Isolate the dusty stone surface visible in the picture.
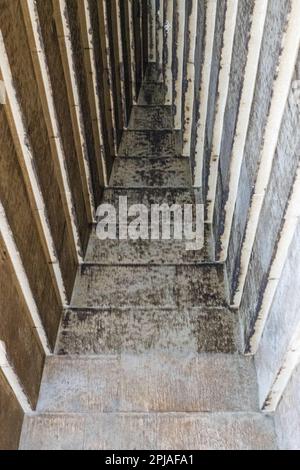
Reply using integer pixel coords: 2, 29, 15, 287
20, 411, 277, 450
275, 363, 300, 450
213, 0, 255, 251
0, 238, 44, 408
129, 105, 173, 130
88, 177, 205, 263
71, 265, 227, 309
0, 0, 78, 298
0, 110, 61, 348
37, 353, 257, 413
138, 82, 166, 105
36, 0, 90, 250
85, 231, 206, 265
255, 221, 300, 408
225, 0, 292, 298
65, 0, 103, 203
144, 63, 163, 82
189, 0, 205, 177
57, 307, 237, 355
0, 371, 23, 450
240, 51, 300, 347
109, 157, 191, 187
18, 61, 276, 450
102, 188, 200, 206
119, 130, 182, 156
203, 0, 227, 195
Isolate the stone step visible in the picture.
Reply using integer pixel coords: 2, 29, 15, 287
36, 353, 257, 413
138, 82, 166, 105
102, 188, 201, 206
57, 307, 237, 355
144, 63, 163, 83
20, 411, 277, 450
109, 158, 191, 188
71, 265, 227, 309
89, 186, 205, 264
118, 130, 182, 157
128, 105, 173, 130
85, 231, 206, 265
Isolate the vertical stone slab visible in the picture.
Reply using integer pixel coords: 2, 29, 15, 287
0, 371, 24, 450
225, 0, 292, 302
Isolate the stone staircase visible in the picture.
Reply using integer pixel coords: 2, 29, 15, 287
19, 66, 277, 450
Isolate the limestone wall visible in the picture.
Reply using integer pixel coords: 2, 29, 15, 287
0, 0, 145, 449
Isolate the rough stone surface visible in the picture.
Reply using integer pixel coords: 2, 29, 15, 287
189, 0, 205, 178
129, 105, 173, 130
57, 307, 237, 355
144, 63, 162, 82
0, 109, 61, 349
119, 130, 182, 156
138, 82, 166, 105
0, 238, 44, 407
18, 63, 277, 451
213, 0, 255, 252
109, 157, 191, 187
71, 264, 227, 309
85, 231, 206, 265
0, 0, 78, 298
240, 51, 300, 347
203, 0, 226, 194
65, 0, 103, 204
275, 363, 300, 450
20, 412, 277, 450
37, 353, 257, 413
0, 371, 23, 450
102, 188, 199, 206
36, 0, 90, 251
226, 0, 292, 299
255, 221, 300, 408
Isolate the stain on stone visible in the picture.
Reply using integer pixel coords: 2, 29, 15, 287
57, 306, 236, 356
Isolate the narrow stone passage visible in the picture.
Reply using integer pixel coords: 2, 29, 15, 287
19, 66, 277, 450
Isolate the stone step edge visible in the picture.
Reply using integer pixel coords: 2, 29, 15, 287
45, 350, 244, 360
111, 156, 190, 163
126, 128, 175, 132
66, 305, 232, 312
77, 262, 225, 269
61, 305, 235, 316
130, 104, 173, 109
80, 261, 221, 267
22, 411, 273, 418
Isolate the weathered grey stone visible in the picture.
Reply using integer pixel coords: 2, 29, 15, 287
102, 188, 200, 206
275, 363, 300, 450
109, 157, 191, 188
239, 51, 300, 348
37, 353, 257, 413
144, 63, 163, 83
225, 0, 292, 297
203, 0, 227, 195
57, 307, 237, 355
20, 412, 277, 450
71, 265, 227, 309
189, 0, 206, 179
129, 105, 173, 130
20, 414, 85, 450
213, 0, 255, 251
176, 265, 227, 308
118, 130, 182, 156
0, 371, 23, 450
255, 221, 300, 408
138, 82, 166, 105
85, 231, 206, 265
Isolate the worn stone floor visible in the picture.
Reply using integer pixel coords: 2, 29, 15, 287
19, 66, 278, 450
